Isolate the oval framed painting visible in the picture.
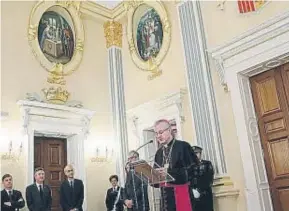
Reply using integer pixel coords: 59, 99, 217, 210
28, 1, 84, 76
126, 1, 171, 73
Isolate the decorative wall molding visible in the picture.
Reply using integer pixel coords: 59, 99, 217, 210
210, 11, 289, 88
177, 1, 227, 175
214, 189, 240, 198
126, 89, 187, 159
17, 100, 95, 211
208, 9, 289, 211
127, 89, 187, 126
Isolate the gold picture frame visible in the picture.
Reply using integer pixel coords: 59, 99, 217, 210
125, 1, 171, 79
28, 1, 84, 79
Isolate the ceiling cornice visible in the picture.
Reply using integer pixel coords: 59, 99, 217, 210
80, 1, 126, 22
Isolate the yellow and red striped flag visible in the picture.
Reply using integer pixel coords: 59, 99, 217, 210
238, 0, 267, 13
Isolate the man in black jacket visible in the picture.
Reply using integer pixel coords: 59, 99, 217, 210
26, 167, 52, 211
1, 174, 25, 211
105, 175, 124, 211
60, 164, 84, 211
191, 146, 214, 211
124, 150, 149, 211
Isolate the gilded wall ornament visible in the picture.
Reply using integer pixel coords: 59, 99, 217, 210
42, 86, 70, 104
125, 1, 171, 80
28, 1, 85, 83
104, 21, 123, 48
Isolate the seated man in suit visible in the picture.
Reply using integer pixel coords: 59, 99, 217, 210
26, 167, 52, 211
105, 175, 124, 211
1, 174, 25, 211
60, 164, 84, 211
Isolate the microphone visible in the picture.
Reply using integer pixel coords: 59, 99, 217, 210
135, 140, 153, 152
125, 140, 153, 172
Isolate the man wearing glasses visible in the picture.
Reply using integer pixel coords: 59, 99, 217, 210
153, 119, 199, 211
60, 165, 84, 211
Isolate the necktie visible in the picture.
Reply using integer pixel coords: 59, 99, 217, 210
8, 190, 12, 201
39, 185, 44, 200
70, 181, 74, 200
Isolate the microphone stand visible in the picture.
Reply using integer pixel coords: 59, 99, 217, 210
135, 140, 153, 152
124, 140, 154, 173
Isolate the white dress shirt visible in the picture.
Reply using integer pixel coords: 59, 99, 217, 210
35, 183, 44, 191
5, 189, 13, 196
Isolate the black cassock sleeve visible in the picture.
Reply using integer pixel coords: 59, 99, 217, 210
167, 141, 199, 184
153, 141, 199, 185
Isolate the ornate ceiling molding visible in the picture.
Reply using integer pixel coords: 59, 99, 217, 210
80, 1, 125, 22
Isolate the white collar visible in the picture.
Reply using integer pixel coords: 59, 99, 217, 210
35, 183, 43, 187
5, 189, 13, 194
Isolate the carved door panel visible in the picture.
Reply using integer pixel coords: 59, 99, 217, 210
250, 65, 289, 211
34, 137, 67, 211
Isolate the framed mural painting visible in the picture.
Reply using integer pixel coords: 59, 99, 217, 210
28, 1, 84, 85
125, 1, 171, 80
38, 10, 74, 65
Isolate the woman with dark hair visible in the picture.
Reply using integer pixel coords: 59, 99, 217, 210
105, 175, 124, 211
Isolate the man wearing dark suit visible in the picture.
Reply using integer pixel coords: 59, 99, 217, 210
1, 174, 25, 211
191, 146, 214, 211
60, 164, 84, 211
26, 167, 52, 211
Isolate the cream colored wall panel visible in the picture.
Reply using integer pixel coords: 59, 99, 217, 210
201, 1, 289, 48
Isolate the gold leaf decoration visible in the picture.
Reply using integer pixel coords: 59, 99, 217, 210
104, 21, 122, 48
42, 86, 70, 104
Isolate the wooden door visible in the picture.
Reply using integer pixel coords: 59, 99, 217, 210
250, 64, 289, 211
34, 137, 67, 211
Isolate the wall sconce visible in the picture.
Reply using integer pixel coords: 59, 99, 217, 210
1, 140, 23, 161
90, 146, 114, 164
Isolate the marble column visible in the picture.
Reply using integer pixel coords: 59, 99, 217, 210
104, 21, 129, 185
177, 1, 227, 175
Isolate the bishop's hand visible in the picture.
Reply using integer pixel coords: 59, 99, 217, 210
124, 199, 133, 208
156, 167, 167, 178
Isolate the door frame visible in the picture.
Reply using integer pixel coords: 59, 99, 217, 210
17, 100, 95, 211
211, 11, 289, 211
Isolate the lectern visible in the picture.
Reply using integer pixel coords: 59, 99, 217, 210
128, 159, 175, 185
